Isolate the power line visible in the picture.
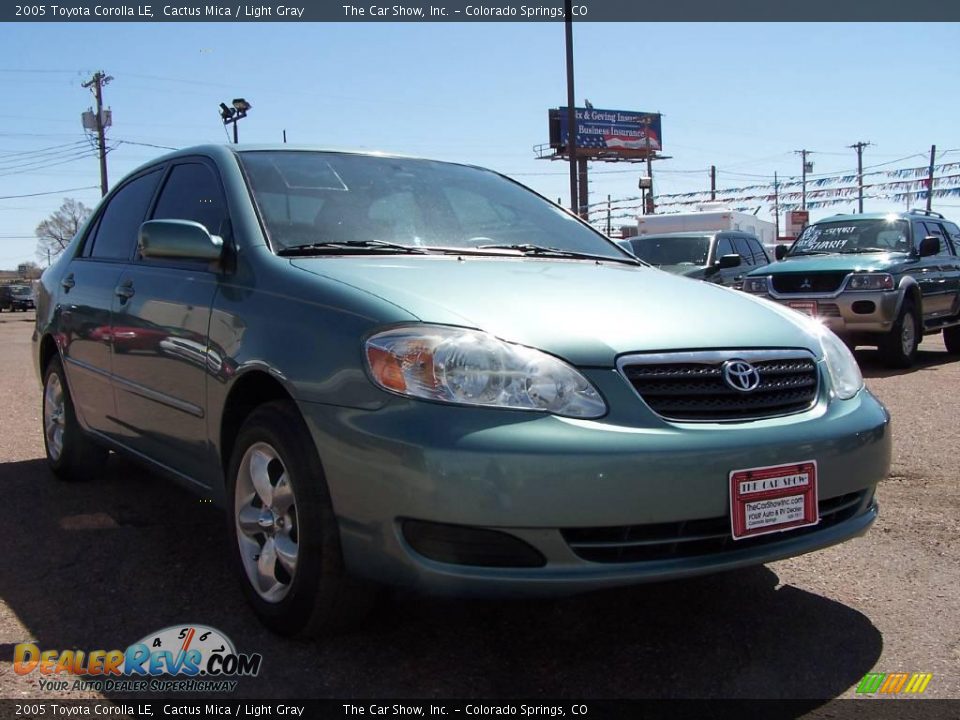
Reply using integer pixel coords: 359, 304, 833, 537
0, 185, 99, 200
0, 140, 90, 158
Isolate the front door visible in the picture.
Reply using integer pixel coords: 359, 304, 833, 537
110, 160, 226, 482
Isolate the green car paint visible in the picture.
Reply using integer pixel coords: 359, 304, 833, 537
33, 146, 890, 628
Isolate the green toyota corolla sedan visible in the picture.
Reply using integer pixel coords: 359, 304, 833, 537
34, 146, 891, 637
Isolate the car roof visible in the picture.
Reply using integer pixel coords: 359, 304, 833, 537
122, 143, 492, 179
635, 231, 755, 240
818, 210, 947, 223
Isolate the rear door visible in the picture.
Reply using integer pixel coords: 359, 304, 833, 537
939, 220, 960, 315
58, 168, 163, 436
110, 159, 225, 482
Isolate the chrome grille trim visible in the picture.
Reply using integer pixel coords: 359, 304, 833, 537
617, 349, 821, 422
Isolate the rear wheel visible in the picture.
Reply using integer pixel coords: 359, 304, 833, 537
226, 400, 372, 637
879, 301, 920, 368
944, 325, 960, 355
42, 356, 108, 481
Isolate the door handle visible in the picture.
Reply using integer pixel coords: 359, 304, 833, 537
115, 282, 135, 304
60, 274, 75, 292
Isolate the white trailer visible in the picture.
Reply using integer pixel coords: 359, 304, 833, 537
637, 204, 778, 251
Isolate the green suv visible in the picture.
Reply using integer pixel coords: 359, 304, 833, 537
34, 146, 890, 637
744, 210, 960, 367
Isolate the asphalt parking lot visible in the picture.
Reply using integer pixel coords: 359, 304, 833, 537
0, 309, 957, 702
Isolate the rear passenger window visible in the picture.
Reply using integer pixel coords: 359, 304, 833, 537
943, 221, 960, 255
152, 163, 227, 236
748, 238, 770, 264
88, 170, 162, 260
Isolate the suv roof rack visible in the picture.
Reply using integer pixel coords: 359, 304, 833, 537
908, 208, 945, 219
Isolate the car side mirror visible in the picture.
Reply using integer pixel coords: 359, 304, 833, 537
717, 253, 742, 269
139, 220, 223, 261
775, 244, 788, 261
917, 235, 940, 258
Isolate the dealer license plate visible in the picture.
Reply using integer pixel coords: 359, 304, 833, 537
788, 300, 818, 317
729, 461, 819, 540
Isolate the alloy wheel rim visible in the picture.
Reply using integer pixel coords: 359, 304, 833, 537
901, 312, 916, 356
44, 373, 65, 462
235, 442, 299, 603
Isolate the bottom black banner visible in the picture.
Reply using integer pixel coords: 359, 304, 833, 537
2, 699, 960, 720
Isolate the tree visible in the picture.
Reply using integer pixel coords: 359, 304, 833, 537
35, 198, 92, 264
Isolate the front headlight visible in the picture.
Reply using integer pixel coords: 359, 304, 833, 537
817, 325, 863, 400
847, 272, 894, 291
742, 276, 769, 293
365, 325, 607, 418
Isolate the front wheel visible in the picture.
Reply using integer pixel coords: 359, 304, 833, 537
879, 301, 919, 368
42, 356, 108, 481
226, 400, 372, 638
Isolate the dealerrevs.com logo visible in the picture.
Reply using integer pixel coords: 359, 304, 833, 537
13, 624, 262, 693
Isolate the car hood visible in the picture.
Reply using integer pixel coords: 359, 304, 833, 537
656, 264, 707, 277
755, 252, 907, 275
290, 256, 820, 366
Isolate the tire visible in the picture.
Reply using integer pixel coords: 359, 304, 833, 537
42, 356, 109, 481
226, 400, 372, 638
879, 301, 920, 368
944, 325, 960, 355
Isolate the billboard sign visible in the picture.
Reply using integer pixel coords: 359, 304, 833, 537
549, 107, 662, 158
786, 210, 810, 238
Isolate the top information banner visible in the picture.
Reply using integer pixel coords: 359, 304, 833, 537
3, 0, 960, 22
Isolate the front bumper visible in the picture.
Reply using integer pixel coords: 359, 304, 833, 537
298, 371, 891, 597
755, 289, 900, 336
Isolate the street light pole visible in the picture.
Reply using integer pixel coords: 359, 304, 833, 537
220, 98, 252, 144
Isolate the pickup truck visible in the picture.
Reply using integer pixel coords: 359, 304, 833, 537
743, 209, 960, 367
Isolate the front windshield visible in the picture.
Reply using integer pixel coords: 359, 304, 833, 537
238, 151, 627, 259
790, 219, 910, 255
10, 286, 30, 296
629, 235, 710, 266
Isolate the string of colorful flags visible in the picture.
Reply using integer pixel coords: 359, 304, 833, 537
588, 161, 960, 222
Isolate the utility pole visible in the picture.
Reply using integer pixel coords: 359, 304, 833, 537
795, 149, 813, 210
926, 144, 937, 212
563, 0, 578, 216
773, 172, 780, 241
606, 194, 611, 236
849, 141, 871, 213
81, 71, 112, 197
710, 165, 716, 201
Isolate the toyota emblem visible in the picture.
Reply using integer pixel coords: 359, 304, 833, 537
722, 360, 761, 392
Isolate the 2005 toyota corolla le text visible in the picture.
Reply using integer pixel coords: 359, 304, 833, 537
33, 145, 891, 637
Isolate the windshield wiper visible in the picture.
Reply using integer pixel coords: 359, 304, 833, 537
477, 243, 639, 265
276, 240, 427, 256
788, 250, 832, 256
839, 247, 901, 254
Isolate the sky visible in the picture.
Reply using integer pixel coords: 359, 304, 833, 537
1, 21, 959, 268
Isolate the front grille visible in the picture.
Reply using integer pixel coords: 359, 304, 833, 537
620, 351, 819, 422
562, 491, 868, 564
772, 272, 848, 294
